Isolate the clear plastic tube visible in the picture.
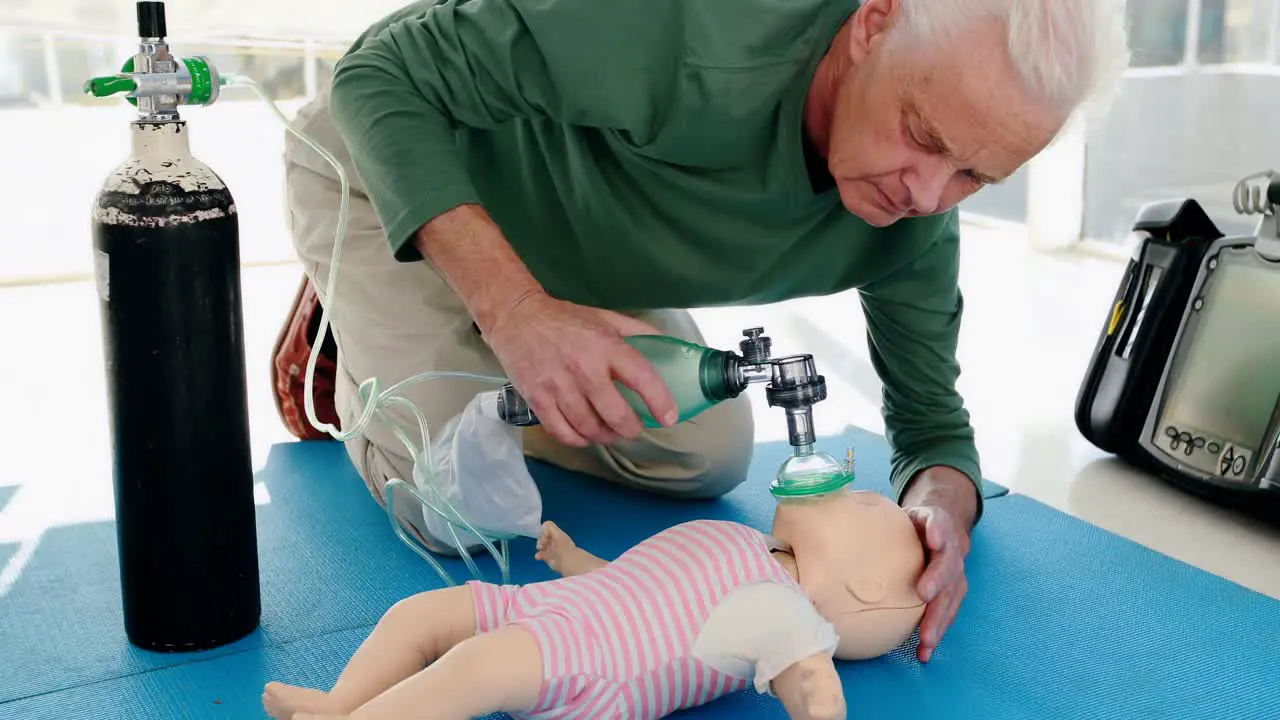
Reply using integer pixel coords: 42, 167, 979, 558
221, 73, 514, 584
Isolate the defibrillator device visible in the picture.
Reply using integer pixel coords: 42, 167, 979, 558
1075, 170, 1280, 522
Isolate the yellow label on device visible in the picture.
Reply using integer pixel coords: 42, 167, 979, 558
1107, 301, 1126, 336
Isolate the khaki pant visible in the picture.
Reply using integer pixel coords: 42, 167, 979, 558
282, 90, 754, 551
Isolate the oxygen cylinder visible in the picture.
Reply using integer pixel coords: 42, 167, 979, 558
87, 1, 260, 651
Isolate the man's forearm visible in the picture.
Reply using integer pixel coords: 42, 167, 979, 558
900, 466, 980, 530
413, 204, 545, 334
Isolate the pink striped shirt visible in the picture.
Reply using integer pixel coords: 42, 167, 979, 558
468, 519, 805, 719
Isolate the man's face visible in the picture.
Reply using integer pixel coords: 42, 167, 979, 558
825, 6, 1067, 226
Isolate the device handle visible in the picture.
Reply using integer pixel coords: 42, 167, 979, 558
1257, 392, 1280, 489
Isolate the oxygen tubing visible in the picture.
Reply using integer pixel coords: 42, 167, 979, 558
220, 74, 515, 585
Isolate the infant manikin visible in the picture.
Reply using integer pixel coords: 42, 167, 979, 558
262, 489, 927, 720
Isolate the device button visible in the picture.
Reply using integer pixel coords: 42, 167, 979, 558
1168, 431, 1194, 457
1165, 426, 1179, 438
1208, 441, 1221, 453
1218, 444, 1251, 481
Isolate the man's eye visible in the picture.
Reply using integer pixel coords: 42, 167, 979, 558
903, 116, 925, 147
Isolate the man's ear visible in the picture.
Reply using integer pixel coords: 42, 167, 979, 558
849, 0, 901, 58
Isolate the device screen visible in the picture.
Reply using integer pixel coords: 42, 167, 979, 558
1161, 257, 1280, 451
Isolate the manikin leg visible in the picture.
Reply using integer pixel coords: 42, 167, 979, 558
263, 586, 542, 720
264, 523, 602, 719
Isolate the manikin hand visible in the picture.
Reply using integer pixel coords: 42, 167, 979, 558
482, 291, 678, 447
771, 652, 847, 720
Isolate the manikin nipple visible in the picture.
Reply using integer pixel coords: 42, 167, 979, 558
848, 576, 888, 605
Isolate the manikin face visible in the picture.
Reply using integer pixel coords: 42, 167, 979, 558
825, 0, 1067, 226
772, 490, 928, 660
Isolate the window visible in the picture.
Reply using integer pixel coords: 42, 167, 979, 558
1124, 0, 1280, 68
1197, 0, 1276, 64
1128, 0, 1191, 68
0, 21, 345, 284
1082, 0, 1280, 244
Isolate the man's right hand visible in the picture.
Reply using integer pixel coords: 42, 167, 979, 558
481, 290, 678, 447
411, 204, 676, 447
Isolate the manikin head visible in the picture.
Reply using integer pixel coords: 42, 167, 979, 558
809, 0, 1130, 226
771, 489, 928, 660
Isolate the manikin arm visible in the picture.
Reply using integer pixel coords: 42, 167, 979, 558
771, 652, 847, 720
535, 521, 609, 576
692, 580, 845, 719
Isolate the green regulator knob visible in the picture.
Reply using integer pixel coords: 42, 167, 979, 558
84, 75, 137, 98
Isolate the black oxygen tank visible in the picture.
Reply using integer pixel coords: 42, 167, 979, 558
88, 1, 260, 652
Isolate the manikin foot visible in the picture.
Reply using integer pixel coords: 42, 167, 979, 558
535, 520, 609, 576
263, 681, 334, 720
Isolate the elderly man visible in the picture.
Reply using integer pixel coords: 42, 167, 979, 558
272, 0, 1129, 663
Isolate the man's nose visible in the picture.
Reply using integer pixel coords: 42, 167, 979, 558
903, 161, 950, 215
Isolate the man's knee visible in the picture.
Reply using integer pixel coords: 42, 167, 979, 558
659, 393, 756, 498
568, 392, 756, 499
341, 429, 473, 556
340, 429, 413, 513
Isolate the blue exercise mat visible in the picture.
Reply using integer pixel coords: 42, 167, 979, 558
0, 424, 1000, 709
5, 429, 1277, 719
0, 425, 922, 718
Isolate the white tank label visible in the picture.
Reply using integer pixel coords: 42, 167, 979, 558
95, 250, 110, 302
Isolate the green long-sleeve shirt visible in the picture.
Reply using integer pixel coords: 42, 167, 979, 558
326, 0, 985, 509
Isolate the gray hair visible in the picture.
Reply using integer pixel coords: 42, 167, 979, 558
888, 0, 1132, 117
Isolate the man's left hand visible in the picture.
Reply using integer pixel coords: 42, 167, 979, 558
900, 466, 978, 663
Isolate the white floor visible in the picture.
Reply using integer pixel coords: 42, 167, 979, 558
1, 219, 1278, 603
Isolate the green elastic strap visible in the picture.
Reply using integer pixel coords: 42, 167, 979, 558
769, 470, 855, 499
